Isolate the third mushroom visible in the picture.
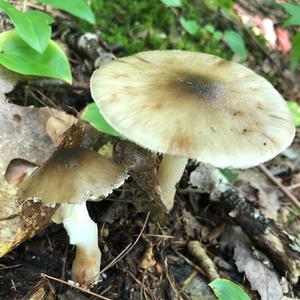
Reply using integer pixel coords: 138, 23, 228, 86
90, 50, 295, 210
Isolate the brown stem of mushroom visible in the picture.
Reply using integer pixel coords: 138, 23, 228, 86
157, 155, 188, 210
52, 203, 101, 285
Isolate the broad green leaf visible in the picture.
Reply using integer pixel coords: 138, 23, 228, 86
283, 4, 300, 27
36, 0, 95, 24
0, 30, 72, 83
224, 31, 248, 61
220, 169, 238, 183
179, 17, 199, 35
287, 101, 300, 127
291, 32, 300, 71
0, 0, 53, 53
204, 24, 215, 34
81, 103, 121, 137
209, 278, 251, 300
160, 0, 181, 7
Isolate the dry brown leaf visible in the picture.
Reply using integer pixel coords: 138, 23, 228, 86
0, 66, 19, 94
139, 241, 156, 270
0, 175, 57, 257
182, 209, 202, 238
234, 242, 283, 300
22, 278, 56, 300
235, 169, 281, 220
5, 159, 38, 186
0, 178, 20, 256
0, 99, 57, 176
46, 110, 77, 145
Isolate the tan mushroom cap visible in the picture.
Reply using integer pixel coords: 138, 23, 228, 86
18, 147, 127, 205
91, 50, 295, 168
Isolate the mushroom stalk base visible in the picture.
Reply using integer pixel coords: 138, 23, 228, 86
157, 155, 188, 210
52, 202, 101, 285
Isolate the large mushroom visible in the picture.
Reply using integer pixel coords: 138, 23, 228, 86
18, 147, 127, 285
90, 50, 295, 210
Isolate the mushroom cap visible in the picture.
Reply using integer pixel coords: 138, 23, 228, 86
91, 50, 295, 169
18, 147, 127, 205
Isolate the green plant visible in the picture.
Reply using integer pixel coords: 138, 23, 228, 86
179, 17, 199, 35
0, 30, 71, 82
81, 103, 121, 137
223, 30, 248, 61
209, 278, 251, 300
36, 0, 95, 24
160, 0, 181, 7
287, 100, 300, 127
282, 3, 300, 70
82, 0, 232, 59
0, 0, 95, 83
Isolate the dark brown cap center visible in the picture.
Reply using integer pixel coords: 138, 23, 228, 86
171, 72, 224, 102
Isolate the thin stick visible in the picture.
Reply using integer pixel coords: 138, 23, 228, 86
288, 182, 300, 190
173, 249, 206, 276
126, 270, 156, 300
22, 0, 28, 12
259, 164, 300, 210
41, 273, 111, 300
0, 264, 22, 270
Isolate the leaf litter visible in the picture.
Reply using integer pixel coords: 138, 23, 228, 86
1, 3, 300, 299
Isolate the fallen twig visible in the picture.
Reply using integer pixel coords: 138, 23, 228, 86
40, 273, 111, 300
259, 164, 300, 210
188, 240, 219, 281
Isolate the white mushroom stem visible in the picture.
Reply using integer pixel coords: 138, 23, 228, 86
52, 202, 101, 285
157, 155, 188, 211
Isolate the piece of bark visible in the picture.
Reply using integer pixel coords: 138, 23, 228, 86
61, 30, 115, 68
218, 189, 300, 284
190, 164, 300, 284
114, 140, 168, 220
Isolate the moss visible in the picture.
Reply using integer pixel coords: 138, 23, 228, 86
80, 0, 232, 58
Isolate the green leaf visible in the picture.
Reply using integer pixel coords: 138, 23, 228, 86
287, 101, 300, 127
283, 4, 300, 27
160, 0, 181, 7
209, 279, 251, 300
204, 24, 215, 34
223, 31, 248, 61
179, 17, 199, 35
0, 0, 53, 53
36, 0, 95, 24
81, 103, 121, 137
291, 32, 300, 71
0, 30, 72, 83
219, 169, 238, 183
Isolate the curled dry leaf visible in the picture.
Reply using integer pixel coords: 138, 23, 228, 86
188, 240, 219, 281
234, 242, 283, 300
22, 278, 56, 300
0, 177, 57, 257
5, 159, 38, 187
0, 178, 20, 256
0, 65, 19, 94
139, 241, 157, 270
46, 110, 77, 146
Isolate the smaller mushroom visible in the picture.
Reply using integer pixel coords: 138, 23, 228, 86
18, 147, 127, 285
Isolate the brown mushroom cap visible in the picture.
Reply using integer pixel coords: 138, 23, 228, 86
18, 147, 127, 205
91, 50, 295, 168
